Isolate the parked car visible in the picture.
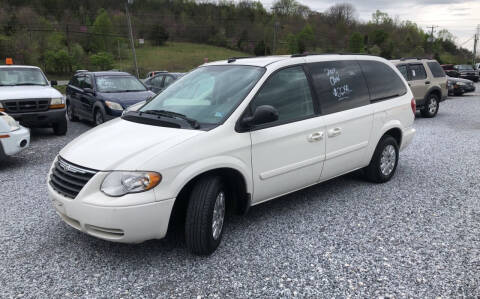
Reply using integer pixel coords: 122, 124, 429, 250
391, 58, 447, 118
0, 112, 30, 161
454, 64, 479, 82
144, 72, 184, 94
441, 64, 460, 78
144, 70, 167, 81
66, 71, 155, 126
447, 76, 475, 96
48, 54, 415, 255
0, 64, 67, 135
474, 63, 480, 71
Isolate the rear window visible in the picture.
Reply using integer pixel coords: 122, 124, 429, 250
427, 61, 446, 78
359, 60, 408, 102
307, 60, 370, 115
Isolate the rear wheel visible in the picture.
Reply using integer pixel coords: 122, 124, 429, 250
94, 109, 104, 126
421, 94, 439, 118
364, 135, 399, 183
53, 117, 68, 136
185, 176, 226, 255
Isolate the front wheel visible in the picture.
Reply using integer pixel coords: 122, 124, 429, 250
53, 117, 68, 136
94, 109, 104, 126
185, 176, 226, 255
364, 135, 399, 183
66, 101, 78, 121
421, 94, 439, 118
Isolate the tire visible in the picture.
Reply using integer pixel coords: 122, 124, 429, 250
94, 108, 104, 126
52, 117, 68, 136
0, 143, 6, 162
185, 176, 227, 255
66, 101, 78, 121
421, 93, 439, 118
364, 135, 399, 183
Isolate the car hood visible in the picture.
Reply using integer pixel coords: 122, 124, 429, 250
448, 76, 473, 83
0, 85, 62, 100
98, 91, 155, 107
60, 118, 203, 170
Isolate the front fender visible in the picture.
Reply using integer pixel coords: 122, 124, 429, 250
154, 155, 252, 201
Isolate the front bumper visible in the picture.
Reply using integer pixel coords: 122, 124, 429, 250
47, 171, 175, 244
9, 108, 66, 128
0, 126, 30, 156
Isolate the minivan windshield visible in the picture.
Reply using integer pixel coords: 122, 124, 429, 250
137, 65, 265, 125
95, 75, 147, 92
0, 67, 48, 86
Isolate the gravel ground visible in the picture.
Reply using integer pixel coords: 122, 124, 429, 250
1, 88, 480, 298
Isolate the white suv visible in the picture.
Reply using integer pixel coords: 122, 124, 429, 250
47, 55, 415, 255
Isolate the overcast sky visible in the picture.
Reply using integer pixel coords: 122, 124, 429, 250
259, 0, 480, 52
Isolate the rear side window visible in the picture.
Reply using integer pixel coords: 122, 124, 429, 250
307, 61, 370, 115
69, 76, 80, 87
409, 64, 427, 80
252, 66, 314, 123
396, 65, 408, 80
427, 61, 446, 78
359, 60, 408, 102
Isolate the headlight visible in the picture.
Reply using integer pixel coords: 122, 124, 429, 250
0, 113, 20, 131
456, 82, 466, 86
105, 101, 124, 111
50, 97, 64, 105
49, 97, 65, 109
101, 171, 161, 197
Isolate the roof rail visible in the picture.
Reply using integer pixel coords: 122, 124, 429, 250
291, 53, 332, 58
399, 57, 421, 61
227, 57, 252, 63
75, 69, 88, 73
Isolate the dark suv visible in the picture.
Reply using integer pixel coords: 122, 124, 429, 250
143, 72, 183, 94
66, 71, 155, 125
454, 65, 479, 82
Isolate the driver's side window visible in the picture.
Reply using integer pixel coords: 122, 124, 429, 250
251, 66, 314, 124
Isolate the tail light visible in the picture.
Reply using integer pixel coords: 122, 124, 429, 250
411, 98, 416, 116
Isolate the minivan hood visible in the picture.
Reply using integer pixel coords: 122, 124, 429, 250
0, 85, 62, 100
99, 91, 154, 107
60, 118, 203, 170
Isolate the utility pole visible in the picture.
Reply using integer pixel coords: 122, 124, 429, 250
427, 25, 438, 43
125, 0, 139, 78
473, 25, 479, 66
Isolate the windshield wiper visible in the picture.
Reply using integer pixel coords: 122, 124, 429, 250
142, 109, 200, 129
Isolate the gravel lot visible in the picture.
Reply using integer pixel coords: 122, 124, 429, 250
1, 88, 480, 298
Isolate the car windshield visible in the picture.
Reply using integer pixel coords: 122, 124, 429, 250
95, 75, 146, 92
457, 65, 473, 70
0, 68, 48, 86
137, 65, 265, 125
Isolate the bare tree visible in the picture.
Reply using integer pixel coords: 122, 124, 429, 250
325, 3, 357, 25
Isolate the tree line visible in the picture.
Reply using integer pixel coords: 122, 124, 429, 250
0, 0, 472, 75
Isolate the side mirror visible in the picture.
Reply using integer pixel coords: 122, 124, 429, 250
83, 88, 95, 95
51, 80, 58, 86
241, 105, 279, 128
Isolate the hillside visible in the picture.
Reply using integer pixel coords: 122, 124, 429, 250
116, 42, 249, 76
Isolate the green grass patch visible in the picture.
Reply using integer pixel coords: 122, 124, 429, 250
53, 85, 67, 94
115, 42, 249, 77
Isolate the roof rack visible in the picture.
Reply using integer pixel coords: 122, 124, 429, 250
227, 57, 252, 63
75, 69, 88, 73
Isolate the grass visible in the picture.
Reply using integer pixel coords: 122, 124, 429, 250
115, 42, 249, 76
53, 85, 67, 94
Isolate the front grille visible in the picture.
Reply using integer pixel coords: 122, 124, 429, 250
3, 98, 50, 113
50, 157, 98, 199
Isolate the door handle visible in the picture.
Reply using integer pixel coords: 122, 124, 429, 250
307, 132, 324, 142
425, 81, 431, 85
328, 127, 342, 137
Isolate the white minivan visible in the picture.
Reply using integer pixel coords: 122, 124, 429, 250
47, 55, 415, 255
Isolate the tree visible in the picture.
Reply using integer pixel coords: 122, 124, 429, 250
371, 10, 391, 25
297, 24, 315, 52
90, 52, 114, 70
254, 40, 266, 56
325, 3, 356, 25
91, 9, 113, 52
349, 32, 364, 53
272, 0, 311, 17
149, 24, 169, 46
